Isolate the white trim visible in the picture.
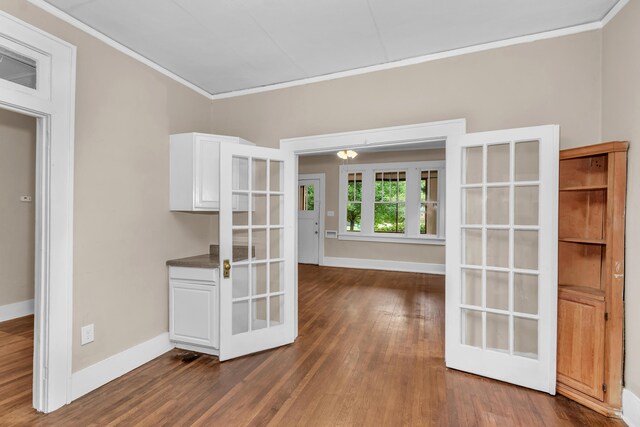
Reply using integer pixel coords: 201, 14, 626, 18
337, 234, 445, 245
298, 173, 325, 266
0, 10, 76, 413
0, 299, 35, 322
71, 333, 174, 401
322, 256, 444, 275
623, 388, 640, 427
26, 0, 211, 99
601, 0, 629, 27
211, 22, 601, 100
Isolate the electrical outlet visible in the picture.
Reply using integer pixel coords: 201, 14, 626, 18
20, 196, 32, 202
81, 324, 94, 346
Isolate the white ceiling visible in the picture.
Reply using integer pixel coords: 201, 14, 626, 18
44, 0, 620, 96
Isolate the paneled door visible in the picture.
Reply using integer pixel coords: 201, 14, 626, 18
218, 143, 295, 361
298, 178, 320, 264
445, 125, 559, 393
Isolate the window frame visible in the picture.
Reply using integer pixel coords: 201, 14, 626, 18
339, 160, 446, 244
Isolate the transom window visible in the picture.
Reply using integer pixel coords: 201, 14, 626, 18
339, 161, 445, 244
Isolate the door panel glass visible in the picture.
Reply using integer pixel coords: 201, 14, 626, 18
515, 141, 539, 181
270, 195, 284, 226
486, 229, 509, 268
464, 146, 483, 184
232, 301, 249, 335
514, 317, 538, 358
232, 229, 249, 262
270, 228, 283, 259
463, 188, 482, 225
462, 269, 482, 307
253, 159, 267, 191
252, 229, 267, 261
252, 298, 268, 330
253, 194, 267, 225
487, 144, 510, 183
252, 263, 267, 296
270, 160, 283, 192
514, 230, 538, 270
232, 157, 249, 191
486, 187, 509, 225
463, 229, 482, 266
462, 309, 483, 348
232, 265, 250, 299
270, 262, 283, 292
270, 295, 284, 326
515, 186, 539, 225
299, 184, 315, 211
233, 194, 249, 226
514, 274, 538, 315
486, 313, 509, 352
486, 271, 509, 310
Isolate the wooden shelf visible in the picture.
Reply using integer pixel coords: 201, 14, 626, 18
559, 185, 607, 192
559, 237, 606, 245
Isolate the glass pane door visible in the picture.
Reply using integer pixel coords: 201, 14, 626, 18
219, 143, 294, 361
446, 126, 558, 394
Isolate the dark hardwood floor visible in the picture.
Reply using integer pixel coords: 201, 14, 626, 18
0, 265, 626, 426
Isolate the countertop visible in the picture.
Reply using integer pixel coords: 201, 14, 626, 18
166, 245, 251, 269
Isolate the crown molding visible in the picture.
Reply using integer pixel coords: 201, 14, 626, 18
601, 0, 629, 26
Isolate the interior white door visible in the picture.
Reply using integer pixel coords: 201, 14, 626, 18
218, 143, 295, 361
298, 179, 320, 264
445, 125, 559, 393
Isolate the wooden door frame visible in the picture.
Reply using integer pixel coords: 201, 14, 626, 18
297, 173, 325, 266
0, 11, 76, 413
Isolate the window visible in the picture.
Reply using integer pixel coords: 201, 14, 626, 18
374, 171, 406, 233
339, 161, 445, 244
299, 183, 315, 211
345, 172, 362, 231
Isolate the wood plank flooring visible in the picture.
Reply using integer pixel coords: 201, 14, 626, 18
0, 265, 626, 426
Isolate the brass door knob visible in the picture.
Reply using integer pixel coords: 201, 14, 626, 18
223, 259, 231, 278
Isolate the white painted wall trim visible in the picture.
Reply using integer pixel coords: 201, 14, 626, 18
322, 256, 444, 275
0, 299, 34, 322
71, 333, 174, 400
623, 388, 640, 427
26, 0, 211, 99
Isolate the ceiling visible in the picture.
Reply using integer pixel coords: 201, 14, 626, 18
43, 0, 620, 96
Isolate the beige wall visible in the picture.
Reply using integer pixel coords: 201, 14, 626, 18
210, 31, 602, 149
0, 109, 36, 307
0, 1, 214, 371
602, 0, 640, 397
299, 149, 445, 263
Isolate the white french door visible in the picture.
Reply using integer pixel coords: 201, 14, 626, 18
298, 178, 320, 264
445, 125, 559, 393
218, 143, 296, 361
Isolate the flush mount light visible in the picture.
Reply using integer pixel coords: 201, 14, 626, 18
337, 150, 358, 159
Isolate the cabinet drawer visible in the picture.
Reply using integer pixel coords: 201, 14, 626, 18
169, 266, 217, 282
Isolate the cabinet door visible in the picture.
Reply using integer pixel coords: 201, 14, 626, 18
170, 281, 218, 348
557, 289, 605, 400
194, 138, 220, 210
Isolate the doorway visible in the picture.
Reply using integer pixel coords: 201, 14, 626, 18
297, 175, 324, 265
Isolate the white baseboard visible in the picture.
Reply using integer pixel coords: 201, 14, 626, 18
71, 333, 174, 400
0, 299, 34, 322
623, 388, 640, 427
322, 256, 445, 275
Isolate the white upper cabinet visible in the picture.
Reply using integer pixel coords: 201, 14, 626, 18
170, 133, 254, 211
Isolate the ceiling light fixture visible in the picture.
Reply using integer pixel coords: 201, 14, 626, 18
337, 150, 358, 160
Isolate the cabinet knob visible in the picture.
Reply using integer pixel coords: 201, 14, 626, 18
223, 259, 231, 278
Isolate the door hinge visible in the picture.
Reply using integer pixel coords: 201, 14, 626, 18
605, 312, 609, 321
603, 383, 607, 393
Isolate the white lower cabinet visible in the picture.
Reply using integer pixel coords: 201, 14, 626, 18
169, 267, 219, 354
